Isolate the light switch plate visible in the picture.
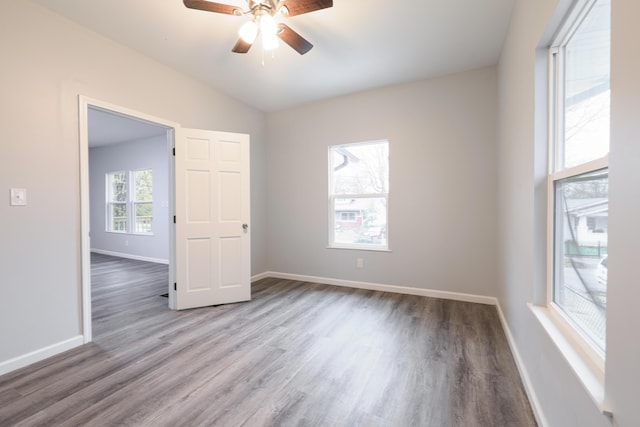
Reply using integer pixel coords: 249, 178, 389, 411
10, 188, 27, 206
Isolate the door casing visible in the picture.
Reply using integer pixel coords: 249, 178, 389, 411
78, 95, 179, 343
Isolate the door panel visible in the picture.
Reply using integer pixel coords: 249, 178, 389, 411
175, 128, 250, 310
186, 238, 212, 291
186, 170, 211, 222
219, 172, 241, 221
219, 237, 242, 288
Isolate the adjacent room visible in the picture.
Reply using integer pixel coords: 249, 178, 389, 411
1, 1, 638, 426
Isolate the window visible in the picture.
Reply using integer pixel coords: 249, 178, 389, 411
329, 140, 389, 250
340, 212, 357, 222
133, 169, 153, 233
106, 169, 153, 234
107, 171, 127, 232
548, 0, 610, 354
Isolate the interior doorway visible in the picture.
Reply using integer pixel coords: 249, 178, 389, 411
79, 96, 179, 343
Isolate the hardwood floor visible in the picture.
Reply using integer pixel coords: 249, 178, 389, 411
0, 253, 536, 426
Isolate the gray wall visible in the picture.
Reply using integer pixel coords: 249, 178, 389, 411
3, 1, 639, 425
497, 0, 640, 426
89, 136, 170, 263
266, 66, 499, 297
0, 1, 267, 364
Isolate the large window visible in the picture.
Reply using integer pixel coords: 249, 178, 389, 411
106, 169, 153, 234
549, 0, 610, 354
329, 140, 389, 250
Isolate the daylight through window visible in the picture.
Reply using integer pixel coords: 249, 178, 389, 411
328, 140, 389, 250
549, 0, 610, 353
107, 171, 128, 232
106, 169, 153, 235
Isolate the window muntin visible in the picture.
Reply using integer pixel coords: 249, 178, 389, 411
329, 140, 389, 250
106, 169, 153, 235
549, 0, 610, 355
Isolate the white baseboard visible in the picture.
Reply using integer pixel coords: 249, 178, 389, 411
91, 249, 169, 265
495, 302, 548, 427
251, 271, 272, 282
257, 271, 497, 305
0, 335, 84, 377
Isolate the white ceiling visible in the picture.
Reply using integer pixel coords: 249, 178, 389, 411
88, 107, 168, 147
34, 0, 516, 113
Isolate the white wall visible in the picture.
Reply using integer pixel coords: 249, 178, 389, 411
266, 67, 499, 297
89, 136, 170, 263
0, 1, 267, 366
497, 0, 640, 426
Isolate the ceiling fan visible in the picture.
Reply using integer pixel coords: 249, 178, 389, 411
183, 0, 333, 55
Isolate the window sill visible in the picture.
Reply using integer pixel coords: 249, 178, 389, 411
105, 231, 155, 236
326, 245, 391, 253
529, 303, 609, 415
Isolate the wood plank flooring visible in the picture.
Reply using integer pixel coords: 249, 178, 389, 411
0, 253, 537, 426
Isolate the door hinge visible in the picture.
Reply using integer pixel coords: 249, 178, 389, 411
174, 283, 177, 291
173, 215, 176, 224
172, 147, 175, 156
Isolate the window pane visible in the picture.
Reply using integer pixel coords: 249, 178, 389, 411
135, 202, 153, 233
330, 141, 388, 195
130, 169, 153, 233
554, 168, 608, 351
110, 203, 127, 232
563, 0, 610, 168
109, 172, 127, 202
333, 197, 387, 247
134, 169, 153, 202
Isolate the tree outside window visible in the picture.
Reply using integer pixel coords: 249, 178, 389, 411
106, 169, 153, 235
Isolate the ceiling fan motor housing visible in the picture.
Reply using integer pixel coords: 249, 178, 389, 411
248, 0, 282, 16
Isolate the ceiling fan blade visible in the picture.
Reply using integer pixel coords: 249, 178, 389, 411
279, 0, 333, 17
183, 0, 241, 15
232, 38, 253, 54
277, 23, 313, 54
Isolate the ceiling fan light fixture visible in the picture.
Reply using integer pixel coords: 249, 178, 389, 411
183, 0, 333, 56
239, 20, 258, 43
259, 14, 277, 36
262, 32, 279, 50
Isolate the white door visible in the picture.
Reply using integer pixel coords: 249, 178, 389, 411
174, 128, 251, 310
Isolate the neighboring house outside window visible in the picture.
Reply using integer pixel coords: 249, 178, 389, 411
106, 168, 153, 235
328, 140, 389, 250
548, 0, 610, 355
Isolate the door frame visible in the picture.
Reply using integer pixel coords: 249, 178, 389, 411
78, 95, 180, 343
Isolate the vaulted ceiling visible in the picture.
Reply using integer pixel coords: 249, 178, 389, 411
34, 0, 515, 112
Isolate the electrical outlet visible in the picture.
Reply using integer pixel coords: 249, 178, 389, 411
357, 258, 364, 268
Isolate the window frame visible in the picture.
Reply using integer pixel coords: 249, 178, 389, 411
328, 140, 389, 251
546, 0, 609, 371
